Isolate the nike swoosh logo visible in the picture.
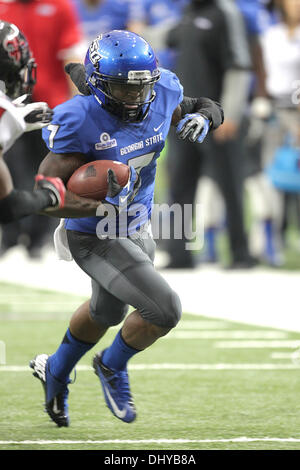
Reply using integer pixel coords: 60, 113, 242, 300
52, 397, 61, 415
120, 194, 129, 204
104, 385, 127, 419
154, 121, 165, 132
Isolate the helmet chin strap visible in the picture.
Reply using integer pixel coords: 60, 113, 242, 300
108, 96, 153, 123
94, 81, 151, 122
104, 97, 143, 122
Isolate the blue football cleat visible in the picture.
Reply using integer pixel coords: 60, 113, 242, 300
92, 351, 136, 423
30, 354, 70, 427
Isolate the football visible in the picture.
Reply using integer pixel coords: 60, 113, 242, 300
67, 160, 130, 200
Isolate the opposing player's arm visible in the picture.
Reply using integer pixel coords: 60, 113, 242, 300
171, 96, 224, 143
0, 153, 14, 199
0, 151, 65, 223
37, 151, 101, 218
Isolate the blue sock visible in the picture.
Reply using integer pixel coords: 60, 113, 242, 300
102, 330, 140, 371
264, 219, 275, 258
204, 227, 217, 261
49, 328, 95, 383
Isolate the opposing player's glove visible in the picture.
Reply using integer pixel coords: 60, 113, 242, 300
35, 174, 66, 209
13, 95, 53, 132
176, 113, 210, 143
104, 166, 141, 212
65, 62, 91, 96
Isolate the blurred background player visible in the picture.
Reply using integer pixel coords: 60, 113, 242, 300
162, 0, 256, 269
134, 0, 189, 71
0, 0, 84, 258
234, 0, 279, 266
245, 0, 300, 265
71, 0, 146, 47
0, 21, 65, 223
29, 30, 223, 427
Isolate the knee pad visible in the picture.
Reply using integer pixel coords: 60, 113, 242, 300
161, 290, 182, 328
140, 289, 182, 329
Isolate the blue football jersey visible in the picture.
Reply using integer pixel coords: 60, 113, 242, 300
42, 68, 183, 236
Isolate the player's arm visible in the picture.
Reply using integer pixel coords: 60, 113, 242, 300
37, 151, 101, 218
0, 153, 13, 199
37, 151, 140, 218
171, 96, 224, 143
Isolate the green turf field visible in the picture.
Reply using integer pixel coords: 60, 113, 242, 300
0, 281, 300, 451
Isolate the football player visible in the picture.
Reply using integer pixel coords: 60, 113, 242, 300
30, 30, 224, 427
0, 21, 65, 224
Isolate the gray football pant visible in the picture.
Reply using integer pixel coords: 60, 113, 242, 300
67, 229, 182, 329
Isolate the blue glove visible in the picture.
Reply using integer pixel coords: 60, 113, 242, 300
105, 166, 141, 211
176, 113, 210, 143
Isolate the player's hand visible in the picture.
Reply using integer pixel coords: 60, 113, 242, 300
104, 166, 141, 211
245, 97, 273, 144
13, 94, 53, 132
176, 113, 210, 143
65, 63, 91, 96
213, 120, 238, 142
35, 174, 66, 209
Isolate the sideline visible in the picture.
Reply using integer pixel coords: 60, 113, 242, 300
0, 246, 299, 332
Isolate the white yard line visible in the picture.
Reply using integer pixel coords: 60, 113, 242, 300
271, 352, 294, 359
0, 247, 300, 332
0, 437, 300, 445
168, 330, 288, 339
0, 363, 299, 372
214, 340, 300, 349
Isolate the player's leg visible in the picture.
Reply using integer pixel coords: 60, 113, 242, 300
165, 127, 202, 268
68, 231, 177, 350
211, 131, 253, 266
30, 288, 128, 427
30, 228, 181, 425
70, 299, 108, 343
69, 229, 180, 331
66, 229, 181, 422
47, 292, 128, 382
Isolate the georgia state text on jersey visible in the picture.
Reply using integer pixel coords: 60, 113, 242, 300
42, 68, 183, 236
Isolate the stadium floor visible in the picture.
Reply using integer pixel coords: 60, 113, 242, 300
0, 246, 300, 452
0, 244, 299, 333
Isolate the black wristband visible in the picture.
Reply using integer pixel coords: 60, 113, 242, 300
180, 96, 224, 130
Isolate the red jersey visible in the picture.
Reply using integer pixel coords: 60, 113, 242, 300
0, 0, 82, 108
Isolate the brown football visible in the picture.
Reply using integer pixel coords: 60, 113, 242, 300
67, 160, 130, 200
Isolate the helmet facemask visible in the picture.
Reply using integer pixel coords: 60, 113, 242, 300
91, 71, 159, 122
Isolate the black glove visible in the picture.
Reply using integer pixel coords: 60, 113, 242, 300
65, 63, 91, 96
